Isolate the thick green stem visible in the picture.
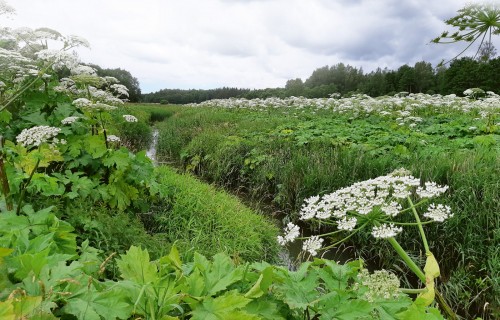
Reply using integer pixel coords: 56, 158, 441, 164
387, 236, 457, 319
407, 196, 430, 254
387, 237, 425, 282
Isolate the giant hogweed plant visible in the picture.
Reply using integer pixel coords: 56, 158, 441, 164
278, 168, 459, 319
0, 2, 159, 213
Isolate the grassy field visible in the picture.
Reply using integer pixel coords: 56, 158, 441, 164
132, 94, 499, 318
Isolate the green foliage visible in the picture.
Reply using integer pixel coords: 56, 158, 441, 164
0, 211, 446, 319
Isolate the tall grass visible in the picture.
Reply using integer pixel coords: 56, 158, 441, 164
150, 166, 280, 263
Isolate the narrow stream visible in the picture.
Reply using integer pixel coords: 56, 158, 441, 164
146, 129, 159, 164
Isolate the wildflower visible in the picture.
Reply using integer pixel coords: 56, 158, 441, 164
423, 203, 453, 222
416, 181, 449, 198
277, 222, 300, 245
103, 76, 119, 84
122, 114, 138, 122
61, 116, 79, 125
469, 126, 477, 131
71, 65, 96, 76
72, 98, 91, 108
302, 235, 323, 256
358, 269, 400, 302
16, 125, 61, 147
371, 224, 402, 239
111, 84, 129, 97
65, 35, 90, 48
381, 201, 402, 217
106, 135, 121, 143
337, 216, 357, 231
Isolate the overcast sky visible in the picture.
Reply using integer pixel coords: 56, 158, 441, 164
3, 0, 499, 93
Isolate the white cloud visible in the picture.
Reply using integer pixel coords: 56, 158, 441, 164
3, 0, 497, 92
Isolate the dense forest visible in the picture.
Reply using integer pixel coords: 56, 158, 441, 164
142, 57, 500, 103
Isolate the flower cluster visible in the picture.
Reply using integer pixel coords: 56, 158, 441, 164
106, 135, 121, 143
122, 114, 138, 122
277, 222, 299, 245
16, 125, 61, 147
371, 224, 403, 239
302, 236, 324, 256
423, 203, 453, 222
61, 116, 79, 125
278, 169, 454, 256
357, 269, 400, 302
111, 84, 129, 97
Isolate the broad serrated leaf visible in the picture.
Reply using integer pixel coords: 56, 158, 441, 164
63, 284, 131, 320
117, 246, 158, 284
244, 266, 273, 298
277, 267, 319, 310
319, 299, 372, 320
106, 179, 139, 210
373, 297, 412, 319
245, 299, 286, 320
11, 295, 43, 319
190, 290, 253, 320
0, 110, 12, 123
206, 253, 245, 296
159, 245, 182, 271
102, 149, 131, 170
84, 135, 108, 159
11, 248, 49, 280
396, 303, 444, 320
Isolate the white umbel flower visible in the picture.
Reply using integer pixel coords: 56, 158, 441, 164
358, 269, 400, 302
302, 235, 323, 256
416, 181, 449, 198
423, 203, 453, 222
277, 222, 300, 245
72, 98, 91, 108
122, 114, 138, 122
16, 125, 61, 147
61, 116, 79, 125
371, 224, 402, 239
106, 135, 121, 143
111, 84, 129, 97
337, 216, 357, 231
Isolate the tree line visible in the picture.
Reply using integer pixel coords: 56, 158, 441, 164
141, 57, 500, 103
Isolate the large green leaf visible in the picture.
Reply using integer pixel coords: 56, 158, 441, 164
319, 299, 372, 320
102, 149, 131, 170
275, 267, 319, 310
117, 246, 158, 285
245, 299, 287, 320
84, 135, 108, 159
190, 290, 255, 320
373, 297, 412, 319
244, 266, 273, 299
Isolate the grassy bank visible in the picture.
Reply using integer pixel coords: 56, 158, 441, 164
150, 166, 280, 262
